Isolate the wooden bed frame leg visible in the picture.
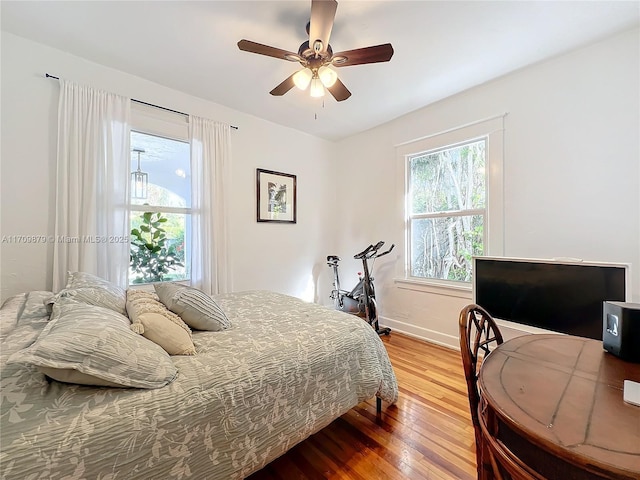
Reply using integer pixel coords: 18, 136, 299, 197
376, 396, 382, 414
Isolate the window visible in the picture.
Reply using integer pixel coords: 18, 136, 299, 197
129, 104, 191, 285
408, 139, 486, 282
398, 115, 505, 285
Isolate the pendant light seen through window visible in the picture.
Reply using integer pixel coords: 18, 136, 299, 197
131, 148, 148, 199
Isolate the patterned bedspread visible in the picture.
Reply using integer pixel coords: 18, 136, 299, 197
0, 290, 398, 479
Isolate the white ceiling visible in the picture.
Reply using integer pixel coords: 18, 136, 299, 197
2, 1, 638, 141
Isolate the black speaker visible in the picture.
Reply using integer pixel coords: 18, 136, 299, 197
603, 301, 640, 363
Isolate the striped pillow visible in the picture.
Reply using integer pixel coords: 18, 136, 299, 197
154, 283, 230, 331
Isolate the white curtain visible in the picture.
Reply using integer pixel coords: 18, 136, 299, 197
190, 116, 231, 295
52, 79, 131, 291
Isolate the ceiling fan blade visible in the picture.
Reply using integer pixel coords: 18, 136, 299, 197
332, 43, 394, 67
327, 78, 351, 102
309, 0, 337, 54
270, 73, 297, 96
238, 39, 301, 62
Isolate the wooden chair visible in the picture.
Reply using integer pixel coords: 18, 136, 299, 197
478, 400, 547, 480
459, 304, 504, 479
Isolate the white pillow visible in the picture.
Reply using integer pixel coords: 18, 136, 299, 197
7, 300, 177, 389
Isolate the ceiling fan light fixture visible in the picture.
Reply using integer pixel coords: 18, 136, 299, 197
318, 66, 338, 88
293, 68, 313, 90
310, 76, 325, 97
237, 0, 394, 102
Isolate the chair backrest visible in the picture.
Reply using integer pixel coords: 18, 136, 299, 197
478, 401, 547, 480
458, 304, 504, 478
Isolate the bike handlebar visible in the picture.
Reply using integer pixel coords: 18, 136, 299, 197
354, 244, 374, 260
354, 241, 394, 260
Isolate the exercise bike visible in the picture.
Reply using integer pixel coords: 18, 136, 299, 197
327, 241, 394, 335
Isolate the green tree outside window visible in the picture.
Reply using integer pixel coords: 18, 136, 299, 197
130, 211, 184, 283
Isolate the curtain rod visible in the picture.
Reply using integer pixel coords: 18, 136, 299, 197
45, 74, 238, 130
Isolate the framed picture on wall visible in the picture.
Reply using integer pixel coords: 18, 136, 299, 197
256, 168, 297, 223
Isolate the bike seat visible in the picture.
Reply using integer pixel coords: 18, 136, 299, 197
327, 255, 341, 264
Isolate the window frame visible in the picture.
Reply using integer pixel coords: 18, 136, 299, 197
129, 103, 191, 285
407, 137, 487, 282
396, 115, 505, 289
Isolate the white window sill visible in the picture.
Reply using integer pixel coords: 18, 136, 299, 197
128, 279, 191, 290
394, 278, 472, 299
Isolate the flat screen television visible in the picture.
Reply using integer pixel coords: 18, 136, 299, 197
472, 256, 630, 340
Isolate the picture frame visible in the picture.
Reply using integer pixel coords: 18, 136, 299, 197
256, 168, 297, 223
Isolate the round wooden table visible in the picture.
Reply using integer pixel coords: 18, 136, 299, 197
479, 334, 640, 480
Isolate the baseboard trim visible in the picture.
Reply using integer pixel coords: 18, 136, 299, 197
379, 316, 459, 351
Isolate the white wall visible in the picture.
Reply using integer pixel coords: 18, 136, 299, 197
0, 32, 338, 304
334, 28, 640, 348
2, 29, 638, 350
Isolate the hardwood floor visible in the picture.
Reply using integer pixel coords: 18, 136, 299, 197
247, 332, 477, 480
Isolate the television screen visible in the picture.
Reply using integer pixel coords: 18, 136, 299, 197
473, 257, 628, 340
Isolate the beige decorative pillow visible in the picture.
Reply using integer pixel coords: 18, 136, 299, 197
126, 290, 196, 355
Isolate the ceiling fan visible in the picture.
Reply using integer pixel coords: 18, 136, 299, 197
237, 0, 394, 102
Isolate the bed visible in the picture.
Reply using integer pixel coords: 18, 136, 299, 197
0, 286, 398, 479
